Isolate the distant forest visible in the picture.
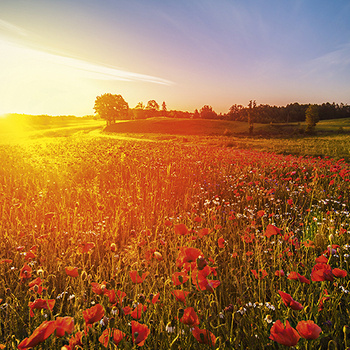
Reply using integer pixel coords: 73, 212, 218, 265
127, 101, 350, 123
162, 102, 350, 123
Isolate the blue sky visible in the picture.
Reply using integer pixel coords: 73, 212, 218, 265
0, 0, 349, 116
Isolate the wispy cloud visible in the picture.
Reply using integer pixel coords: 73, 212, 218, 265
0, 19, 28, 37
0, 18, 172, 86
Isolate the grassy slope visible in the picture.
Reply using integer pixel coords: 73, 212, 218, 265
105, 117, 350, 136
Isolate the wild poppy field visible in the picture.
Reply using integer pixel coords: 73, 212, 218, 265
0, 135, 349, 349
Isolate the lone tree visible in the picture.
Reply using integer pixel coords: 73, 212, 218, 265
305, 104, 319, 133
94, 93, 129, 126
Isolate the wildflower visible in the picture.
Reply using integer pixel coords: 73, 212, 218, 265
99, 328, 125, 347
131, 304, 147, 320
315, 255, 329, 263
20, 263, 32, 281
171, 290, 190, 304
197, 228, 210, 238
55, 317, 74, 337
311, 263, 334, 282
176, 247, 203, 270
275, 269, 285, 277
296, 320, 322, 340
179, 307, 200, 326
69, 331, 83, 349
192, 327, 216, 346
218, 236, 226, 248
65, 267, 79, 278
129, 271, 149, 284
278, 291, 303, 311
251, 269, 268, 279
172, 271, 189, 286
174, 223, 189, 235
318, 289, 330, 311
287, 271, 310, 284
132, 321, 150, 346
332, 268, 347, 278
18, 321, 56, 349
77, 242, 95, 254
269, 320, 300, 347
91, 281, 107, 295
83, 304, 104, 325
264, 224, 281, 238
29, 298, 55, 317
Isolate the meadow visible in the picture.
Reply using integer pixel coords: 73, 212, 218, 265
0, 117, 350, 349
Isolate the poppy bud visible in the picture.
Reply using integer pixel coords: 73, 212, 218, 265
81, 270, 87, 280
344, 325, 350, 335
33, 284, 39, 293
154, 251, 163, 261
110, 243, 117, 252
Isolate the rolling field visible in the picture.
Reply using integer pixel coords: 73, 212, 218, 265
0, 117, 350, 348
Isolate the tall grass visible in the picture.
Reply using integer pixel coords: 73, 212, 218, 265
0, 135, 349, 349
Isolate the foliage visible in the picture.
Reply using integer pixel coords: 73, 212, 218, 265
305, 104, 320, 133
93, 93, 129, 125
0, 134, 350, 349
200, 105, 217, 119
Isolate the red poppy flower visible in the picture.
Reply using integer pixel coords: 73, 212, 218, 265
55, 317, 74, 337
194, 216, 202, 223
278, 291, 303, 311
218, 236, 226, 248
198, 228, 210, 238
99, 328, 125, 347
147, 292, 160, 304
131, 304, 147, 320
264, 224, 281, 238
179, 307, 200, 326
269, 320, 300, 347
131, 321, 150, 346
257, 210, 265, 217
65, 267, 79, 278
174, 223, 189, 235
287, 271, 310, 284
28, 298, 55, 317
176, 247, 203, 270
0, 259, 12, 264
18, 320, 56, 349
303, 240, 315, 248
192, 327, 216, 346
172, 271, 189, 286
311, 263, 334, 282
20, 263, 32, 281
251, 269, 268, 279
91, 281, 107, 295
318, 289, 330, 311
171, 290, 190, 304
275, 270, 285, 277
78, 242, 95, 254
83, 304, 104, 325
315, 255, 328, 263
296, 320, 322, 340
129, 271, 149, 284
332, 268, 347, 278
69, 331, 83, 349
164, 219, 173, 227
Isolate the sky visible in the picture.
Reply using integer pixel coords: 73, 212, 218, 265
0, 0, 350, 116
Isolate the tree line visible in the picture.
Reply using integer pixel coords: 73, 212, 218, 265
94, 93, 350, 125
